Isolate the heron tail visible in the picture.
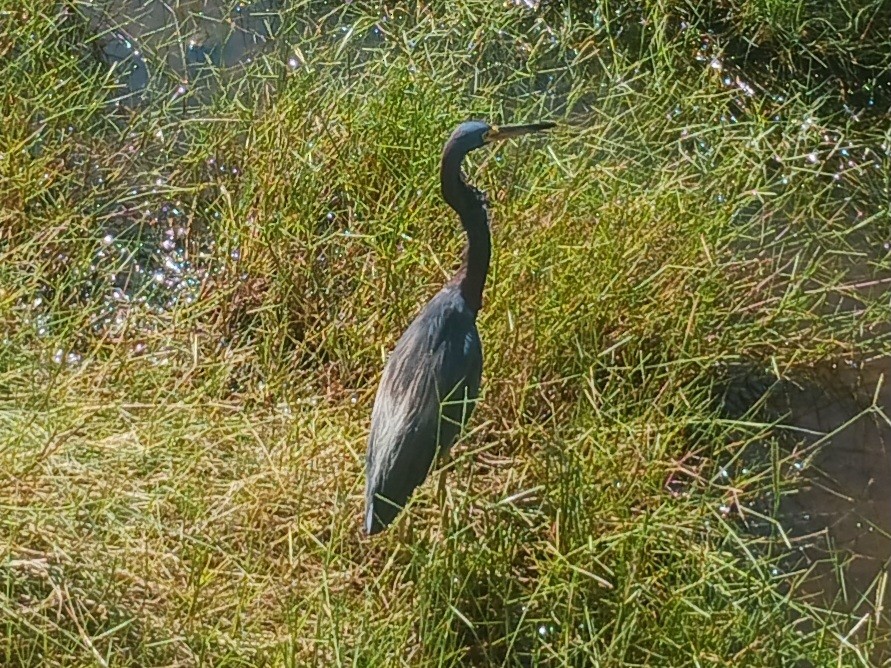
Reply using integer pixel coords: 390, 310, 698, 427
364, 493, 403, 535
364, 504, 382, 535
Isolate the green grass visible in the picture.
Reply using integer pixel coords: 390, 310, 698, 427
2, 0, 891, 665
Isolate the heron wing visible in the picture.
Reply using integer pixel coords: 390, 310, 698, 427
365, 287, 482, 532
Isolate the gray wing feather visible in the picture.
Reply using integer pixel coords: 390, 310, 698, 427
365, 288, 482, 533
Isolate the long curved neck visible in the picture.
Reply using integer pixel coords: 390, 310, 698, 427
440, 150, 491, 314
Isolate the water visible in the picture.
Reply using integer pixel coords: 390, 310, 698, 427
723, 358, 891, 650
87, 0, 286, 98
773, 361, 891, 616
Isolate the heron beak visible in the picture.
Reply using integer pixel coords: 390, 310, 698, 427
484, 122, 556, 143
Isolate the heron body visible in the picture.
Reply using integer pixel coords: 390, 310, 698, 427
364, 120, 554, 535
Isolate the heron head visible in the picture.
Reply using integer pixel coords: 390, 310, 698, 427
440, 119, 555, 215
445, 120, 556, 157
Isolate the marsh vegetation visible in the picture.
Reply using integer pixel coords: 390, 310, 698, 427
2, 0, 891, 665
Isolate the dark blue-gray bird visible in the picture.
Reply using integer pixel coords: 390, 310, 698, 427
364, 120, 555, 535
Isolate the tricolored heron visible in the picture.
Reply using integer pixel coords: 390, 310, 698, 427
364, 120, 555, 535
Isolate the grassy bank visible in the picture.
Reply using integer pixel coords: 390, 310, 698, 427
2, 0, 890, 665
